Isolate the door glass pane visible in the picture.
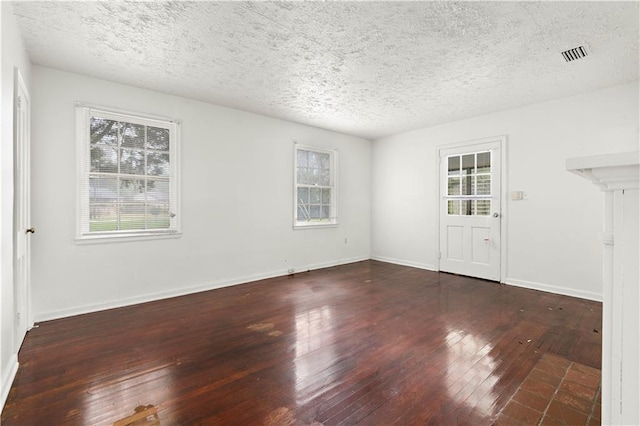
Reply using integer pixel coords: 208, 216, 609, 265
461, 154, 474, 175
462, 176, 475, 196
448, 156, 460, 175
447, 200, 460, 215
477, 175, 491, 195
447, 177, 460, 196
461, 200, 473, 215
476, 200, 491, 216
477, 151, 490, 173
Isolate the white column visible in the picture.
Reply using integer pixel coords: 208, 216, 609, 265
567, 152, 639, 426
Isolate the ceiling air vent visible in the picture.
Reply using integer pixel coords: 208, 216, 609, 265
561, 44, 590, 63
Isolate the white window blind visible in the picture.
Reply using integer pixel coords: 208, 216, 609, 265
294, 144, 338, 228
76, 105, 180, 241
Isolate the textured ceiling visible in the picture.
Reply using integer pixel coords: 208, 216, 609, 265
11, 1, 640, 140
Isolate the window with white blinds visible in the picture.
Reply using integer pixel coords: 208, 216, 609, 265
294, 144, 338, 228
76, 104, 180, 241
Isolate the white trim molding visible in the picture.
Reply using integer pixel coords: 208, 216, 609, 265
1, 355, 19, 411
34, 256, 369, 323
370, 256, 436, 272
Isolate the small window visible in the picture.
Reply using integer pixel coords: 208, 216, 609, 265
294, 145, 338, 228
446, 151, 491, 216
76, 104, 180, 241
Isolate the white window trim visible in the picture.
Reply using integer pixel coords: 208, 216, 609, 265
293, 143, 338, 229
75, 103, 181, 243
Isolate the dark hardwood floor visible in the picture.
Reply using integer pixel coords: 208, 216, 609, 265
1, 261, 602, 425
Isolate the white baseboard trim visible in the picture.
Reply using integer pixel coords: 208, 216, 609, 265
504, 278, 602, 302
1, 355, 19, 411
370, 256, 437, 272
34, 256, 370, 323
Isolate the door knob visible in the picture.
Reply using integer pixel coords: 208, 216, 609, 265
492, 212, 499, 218
26, 227, 35, 234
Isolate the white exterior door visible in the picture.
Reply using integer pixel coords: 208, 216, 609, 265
14, 70, 31, 347
439, 140, 502, 281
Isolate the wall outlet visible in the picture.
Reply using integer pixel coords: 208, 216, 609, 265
511, 191, 524, 201
287, 268, 294, 274
344, 238, 348, 244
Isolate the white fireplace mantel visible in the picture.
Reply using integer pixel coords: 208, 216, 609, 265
567, 151, 639, 426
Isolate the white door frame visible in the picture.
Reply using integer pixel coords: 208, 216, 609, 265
435, 135, 508, 282
14, 68, 32, 348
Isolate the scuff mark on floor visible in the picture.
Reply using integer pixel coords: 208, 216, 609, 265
112, 404, 160, 426
247, 322, 283, 337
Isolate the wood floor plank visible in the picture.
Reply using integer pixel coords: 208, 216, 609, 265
1, 261, 602, 425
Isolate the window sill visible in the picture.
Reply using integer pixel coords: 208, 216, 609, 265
293, 222, 339, 230
76, 231, 182, 245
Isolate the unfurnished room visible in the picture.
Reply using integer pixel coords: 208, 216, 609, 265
0, 1, 638, 425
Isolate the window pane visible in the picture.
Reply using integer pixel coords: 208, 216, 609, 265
146, 205, 170, 229
147, 152, 170, 177
89, 176, 118, 204
310, 205, 321, 219
308, 151, 320, 168
477, 175, 491, 195
476, 200, 491, 216
297, 168, 309, 185
119, 203, 146, 230
147, 126, 169, 151
319, 153, 330, 170
120, 149, 145, 175
448, 200, 460, 215
297, 149, 308, 167
147, 179, 170, 205
89, 204, 117, 232
297, 206, 309, 221
89, 177, 118, 231
447, 177, 460, 196
322, 188, 331, 204
119, 178, 146, 203
448, 156, 460, 175
319, 170, 330, 186
477, 152, 490, 173
462, 176, 475, 196
121, 123, 145, 148
90, 146, 118, 173
90, 118, 120, 146
297, 187, 309, 205
461, 200, 473, 215
309, 168, 320, 185
310, 187, 321, 204
322, 205, 331, 219
462, 154, 474, 175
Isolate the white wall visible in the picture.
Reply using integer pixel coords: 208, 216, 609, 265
372, 82, 639, 301
31, 66, 371, 321
1, 0, 32, 408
